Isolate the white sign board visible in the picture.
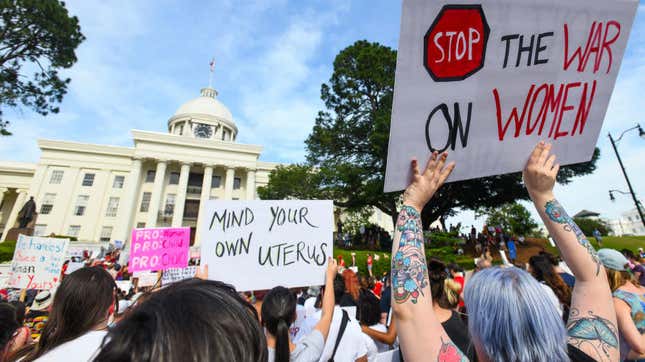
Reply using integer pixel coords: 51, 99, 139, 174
8, 235, 69, 289
161, 266, 197, 285
384, 0, 638, 191
199, 200, 333, 291
134, 271, 159, 287
115, 280, 132, 293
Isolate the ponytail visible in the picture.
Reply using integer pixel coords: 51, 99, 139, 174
274, 319, 290, 362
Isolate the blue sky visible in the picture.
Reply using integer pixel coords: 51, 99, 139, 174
1, 0, 644, 229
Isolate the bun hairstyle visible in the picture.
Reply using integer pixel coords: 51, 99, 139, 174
262, 287, 297, 362
443, 279, 462, 308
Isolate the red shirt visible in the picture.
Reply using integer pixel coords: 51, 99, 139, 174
372, 281, 383, 297
453, 274, 465, 307
367, 256, 373, 266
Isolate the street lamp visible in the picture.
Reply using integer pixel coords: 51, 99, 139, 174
608, 189, 631, 202
608, 124, 645, 228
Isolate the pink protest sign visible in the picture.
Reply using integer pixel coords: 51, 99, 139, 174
129, 227, 190, 272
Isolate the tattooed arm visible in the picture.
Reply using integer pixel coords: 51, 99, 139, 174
524, 142, 618, 362
391, 152, 467, 361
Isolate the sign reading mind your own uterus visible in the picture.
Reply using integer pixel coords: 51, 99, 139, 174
384, 0, 638, 192
199, 200, 333, 291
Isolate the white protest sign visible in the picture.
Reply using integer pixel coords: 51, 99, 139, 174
161, 266, 197, 285
65, 262, 85, 275
199, 200, 333, 291
8, 234, 69, 289
384, 0, 638, 192
134, 271, 159, 287
115, 280, 132, 293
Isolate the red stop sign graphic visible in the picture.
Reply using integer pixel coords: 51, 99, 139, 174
424, 5, 490, 81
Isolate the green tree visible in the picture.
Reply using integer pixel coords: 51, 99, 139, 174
574, 217, 609, 237
262, 40, 600, 229
477, 202, 539, 236
0, 0, 85, 135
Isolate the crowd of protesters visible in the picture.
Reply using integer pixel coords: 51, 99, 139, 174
0, 143, 644, 361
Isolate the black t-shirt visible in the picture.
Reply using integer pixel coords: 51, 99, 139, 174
567, 344, 596, 362
339, 293, 358, 308
442, 311, 475, 361
380, 286, 391, 314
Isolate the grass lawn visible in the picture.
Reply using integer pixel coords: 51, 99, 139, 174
588, 235, 645, 252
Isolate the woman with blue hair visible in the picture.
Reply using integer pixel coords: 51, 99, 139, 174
390, 142, 618, 362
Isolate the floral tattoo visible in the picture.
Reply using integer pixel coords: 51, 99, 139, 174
392, 206, 428, 304
567, 308, 618, 361
544, 199, 601, 275
437, 337, 469, 362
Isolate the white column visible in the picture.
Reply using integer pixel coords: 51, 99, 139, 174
172, 163, 191, 227
115, 159, 142, 241
1, 189, 28, 242
146, 160, 167, 227
224, 167, 235, 200
215, 124, 223, 140
246, 169, 256, 200
195, 165, 214, 245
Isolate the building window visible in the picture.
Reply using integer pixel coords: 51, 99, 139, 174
113, 175, 125, 188
178, 124, 184, 135
140, 192, 152, 212
169, 172, 180, 185
82, 173, 95, 187
136, 222, 146, 229
34, 224, 47, 236
233, 177, 241, 190
74, 195, 89, 216
211, 175, 221, 188
232, 197, 239, 200
145, 170, 156, 183
222, 130, 228, 141
100, 226, 113, 242
40, 193, 56, 215
164, 194, 176, 216
68, 225, 81, 237
105, 197, 120, 217
49, 170, 64, 184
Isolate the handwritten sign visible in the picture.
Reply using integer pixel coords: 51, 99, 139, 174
7, 235, 69, 289
199, 200, 333, 291
134, 271, 159, 287
161, 266, 197, 285
384, 0, 638, 191
129, 227, 190, 272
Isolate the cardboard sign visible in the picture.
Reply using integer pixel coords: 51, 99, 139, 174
134, 272, 159, 287
384, 0, 638, 191
115, 280, 132, 292
161, 266, 197, 285
199, 200, 333, 291
129, 227, 190, 272
7, 235, 69, 289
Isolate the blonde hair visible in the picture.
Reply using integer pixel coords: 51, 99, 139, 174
443, 279, 462, 308
605, 268, 632, 292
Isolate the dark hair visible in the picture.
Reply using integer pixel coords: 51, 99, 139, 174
622, 249, 637, 260
529, 255, 571, 309
539, 251, 560, 266
428, 258, 449, 301
22, 267, 116, 361
333, 274, 345, 303
0, 303, 19, 360
94, 278, 266, 362
10, 301, 26, 325
262, 287, 297, 362
358, 292, 380, 326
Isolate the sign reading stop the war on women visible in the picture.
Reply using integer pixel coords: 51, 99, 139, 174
129, 227, 190, 273
384, 0, 638, 192
8, 234, 69, 290
198, 200, 333, 291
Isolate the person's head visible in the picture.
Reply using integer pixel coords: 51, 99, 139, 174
599, 248, 632, 291
528, 255, 571, 307
475, 258, 492, 272
464, 267, 569, 361
0, 303, 19, 359
94, 278, 266, 362
358, 291, 380, 327
10, 301, 26, 325
262, 287, 297, 362
447, 263, 462, 276
538, 251, 560, 267
622, 249, 637, 262
25, 267, 116, 361
342, 269, 360, 302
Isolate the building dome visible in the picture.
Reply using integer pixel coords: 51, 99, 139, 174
168, 88, 238, 141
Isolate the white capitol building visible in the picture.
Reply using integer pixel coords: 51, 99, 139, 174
0, 86, 280, 246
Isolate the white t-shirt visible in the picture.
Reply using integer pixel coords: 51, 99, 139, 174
318, 306, 368, 362
268, 329, 325, 362
35, 330, 107, 362
360, 323, 391, 361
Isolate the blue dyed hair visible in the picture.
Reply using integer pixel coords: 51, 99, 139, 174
464, 267, 569, 362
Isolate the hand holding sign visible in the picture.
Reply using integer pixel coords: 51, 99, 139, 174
403, 152, 455, 213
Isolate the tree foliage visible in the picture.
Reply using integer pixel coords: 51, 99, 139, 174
0, 0, 85, 135
477, 202, 539, 236
574, 217, 610, 237
261, 40, 600, 229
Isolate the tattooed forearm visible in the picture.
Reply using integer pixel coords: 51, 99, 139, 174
437, 337, 469, 362
544, 199, 601, 275
567, 308, 618, 362
392, 206, 428, 304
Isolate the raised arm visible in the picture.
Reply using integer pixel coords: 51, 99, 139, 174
361, 315, 397, 346
314, 257, 338, 341
391, 152, 466, 361
523, 142, 618, 362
